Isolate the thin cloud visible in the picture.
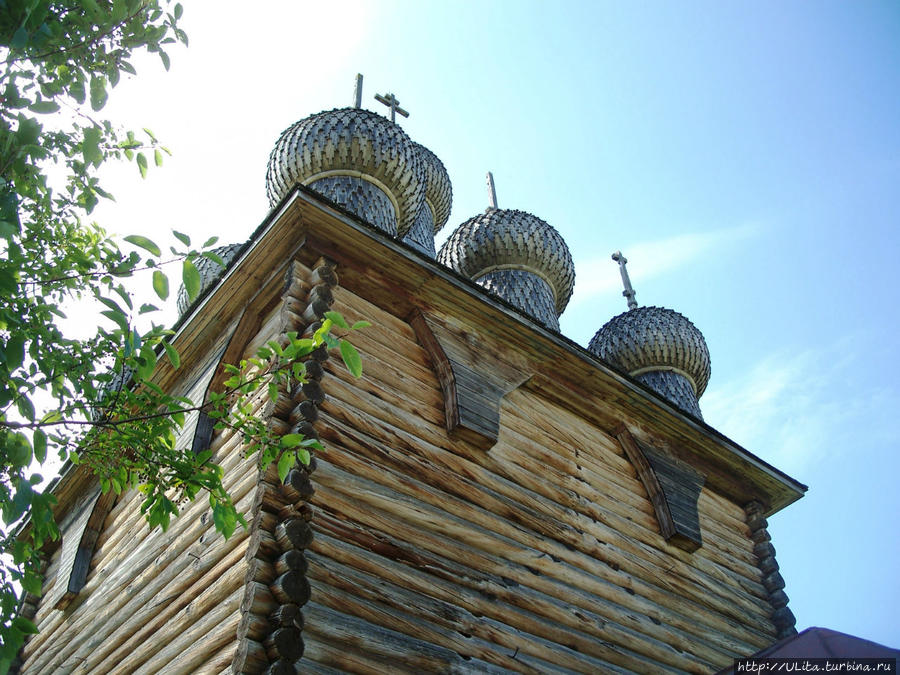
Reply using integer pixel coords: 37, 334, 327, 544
701, 339, 900, 475
569, 222, 761, 307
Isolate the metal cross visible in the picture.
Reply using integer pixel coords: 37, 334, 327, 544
353, 73, 363, 108
374, 91, 409, 123
486, 171, 498, 210
612, 251, 638, 310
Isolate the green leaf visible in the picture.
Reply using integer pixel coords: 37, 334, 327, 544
137, 345, 157, 380
154, 148, 163, 167
280, 433, 305, 448
174, 3, 183, 19
297, 448, 311, 466
277, 451, 295, 483
69, 78, 86, 104
89, 75, 108, 111
100, 309, 129, 333
182, 260, 201, 301
8, 435, 32, 468
324, 311, 349, 329
173, 230, 191, 247
20, 571, 41, 596
159, 50, 171, 71
5, 334, 25, 370
340, 340, 363, 378
16, 115, 41, 145
33, 430, 47, 464
202, 251, 225, 266
16, 396, 36, 422
152, 270, 169, 300
351, 320, 372, 330
10, 26, 29, 49
124, 235, 161, 256
202, 236, 219, 248
28, 100, 60, 114
11, 617, 38, 635
136, 152, 148, 178
163, 342, 180, 369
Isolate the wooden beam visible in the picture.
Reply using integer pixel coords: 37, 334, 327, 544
616, 426, 706, 552
409, 309, 531, 449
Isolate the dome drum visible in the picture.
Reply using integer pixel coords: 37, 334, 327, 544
634, 370, 704, 420
476, 268, 560, 330
403, 203, 437, 256
308, 175, 399, 236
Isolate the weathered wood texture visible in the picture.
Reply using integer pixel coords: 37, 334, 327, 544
294, 282, 779, 674
616, 426, 707, 552
17, 298, 290, 674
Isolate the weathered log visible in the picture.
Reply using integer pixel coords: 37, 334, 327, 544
758, 556, 779, 575
241, 581, 277, 616
308, 284, 334, 308
265, 659, 297, 675
288, 420, 318, 441
282, 469, 315, 503
762, 571, 785, 593
270, 603, 304, 629
301, 298, 332, 324
309, 344, 329, 363
301, 321, 322, 339
275, 550, 309, 577
271, 570, 311, 606
309, 264, 338, 288
246, 558, 276, 585
25, 470, 257, 671
245, 526, 281, 562
769, 589, 789, 609
237, 610, 271, 642
302, 359, 324, 382
289, 400, 318, 425
232, 638, 270, 674
291, 380, 325, 406
753, 541, 776, 560
276, 519, 314, 551
264, 626, 304, 661
267, 417, 291, 436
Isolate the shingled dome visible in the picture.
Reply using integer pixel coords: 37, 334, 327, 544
265, 108, 425, 237
437, 209, 575, 331
589, 306, 711, 418
176, 243, 244, 316
401, 142, 453, 257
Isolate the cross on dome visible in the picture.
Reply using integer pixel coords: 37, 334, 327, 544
486, 171, 498, 210
374, 91, 409, 123
612, 250, 638, 310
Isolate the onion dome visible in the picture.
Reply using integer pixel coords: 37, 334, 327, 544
401, 142, 453, 257
589, 306, 711, 419
176, 243, 244, 316
265, 108, 425, 237
437, 208, 575, 331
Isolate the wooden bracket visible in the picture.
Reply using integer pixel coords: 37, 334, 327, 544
410, 309, 531, 450
48, 487, 117, 610
615, 426, 706, 552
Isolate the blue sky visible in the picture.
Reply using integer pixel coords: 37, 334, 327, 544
91, 0, 899, 649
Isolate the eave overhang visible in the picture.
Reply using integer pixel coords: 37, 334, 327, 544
39, 183, 806, 527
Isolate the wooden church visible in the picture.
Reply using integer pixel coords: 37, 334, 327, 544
13, 80, 806, 673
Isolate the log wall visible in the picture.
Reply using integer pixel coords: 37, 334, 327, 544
299, 281, 779, 673
17, 310, 281, 674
